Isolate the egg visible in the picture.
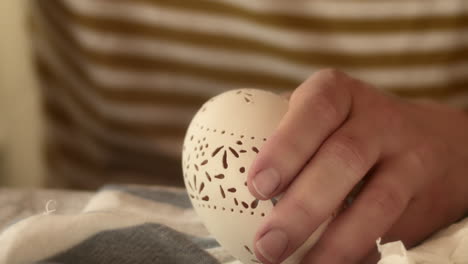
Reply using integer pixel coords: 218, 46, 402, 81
182, 89, 332, 264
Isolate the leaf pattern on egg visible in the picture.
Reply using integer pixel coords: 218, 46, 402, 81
184, 130, 269, 216
210, 142, 245, 170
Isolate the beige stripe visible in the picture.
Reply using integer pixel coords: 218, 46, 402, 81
71, 11, 468, 55
35, 1, 468, 98
34, 31, 197, 130
47, 0, 468, 68
35, 35, 200, 125
207, 0, 464, 18
44, 100, 184, 187
38, 38, 226, 103
35, 2, 295, 90
41, 70, 187, 153
36, 41, 199, 126
71, 19, 468, 93
64, 0, 468, 33
38, 60, 189, 137
57, 0, 468, 56
34, 3, 215, 106
43, 95, 183, 168
50, 0, 468, 55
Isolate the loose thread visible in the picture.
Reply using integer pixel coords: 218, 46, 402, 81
43, 200, 57, 215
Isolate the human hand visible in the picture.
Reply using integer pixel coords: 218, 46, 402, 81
247, 69, 468, 264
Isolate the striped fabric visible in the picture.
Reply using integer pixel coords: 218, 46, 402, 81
30, 0, 468, 189
0, 185, 232, 264
0, 184, 467, 263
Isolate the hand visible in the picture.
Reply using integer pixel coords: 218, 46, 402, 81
247, 69, 468, 264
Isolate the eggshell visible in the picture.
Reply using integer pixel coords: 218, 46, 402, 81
182, 89, 331, 264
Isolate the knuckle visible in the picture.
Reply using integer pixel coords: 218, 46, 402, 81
366, 184, 408, 216
311, 93, 341, 123
406, 149, 427, 173
295, 69, 344, 97
291, 69, 352, 124
406, 142, 443, 175
281, 135, 309, 157
325, 134, 369, 176
301, 69, 345, 98
287, 192, 322, 221
291, 86, 342, 124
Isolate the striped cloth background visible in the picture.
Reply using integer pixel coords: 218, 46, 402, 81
30, 0, 468, 189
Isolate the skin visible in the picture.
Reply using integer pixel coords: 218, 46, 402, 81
247, 69, 468, 264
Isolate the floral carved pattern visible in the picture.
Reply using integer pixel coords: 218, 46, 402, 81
184, 124, 271, 217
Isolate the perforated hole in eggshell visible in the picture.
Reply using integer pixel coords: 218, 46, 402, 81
183, 124, 270, 218
244, 245, 261, 263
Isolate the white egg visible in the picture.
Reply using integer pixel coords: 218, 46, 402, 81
182, 89, 332, 264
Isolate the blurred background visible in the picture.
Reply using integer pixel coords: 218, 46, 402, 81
1, 0, 464, 190
0, 0, 44, 188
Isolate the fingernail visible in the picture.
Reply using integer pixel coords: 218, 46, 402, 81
253, 168, 280, 198
256, 229, 288, 263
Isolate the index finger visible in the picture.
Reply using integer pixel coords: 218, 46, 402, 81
247, 69, 353, 200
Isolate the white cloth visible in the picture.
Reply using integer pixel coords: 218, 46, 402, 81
0, 185, 466, 264
378, 217, 468, 264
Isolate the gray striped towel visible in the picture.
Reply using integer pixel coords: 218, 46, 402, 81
0, 185, 467, 264
0, 185, 237, 264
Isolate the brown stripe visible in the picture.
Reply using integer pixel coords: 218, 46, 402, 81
43, 97, 185, 182
37, 11, 468, 104
76, 0, 468, 33
46, 141, 184, 189
37, 59, 189, 138
39, 1, 297, 91
38, 21, 468, 120
37, 2, 468, 101
41, 83, 188, 160
37, 2, 217, 107
44, 1, 468, 70
43, 97, 186, 188
42, 92, 181, 158
44, 144, 90, 189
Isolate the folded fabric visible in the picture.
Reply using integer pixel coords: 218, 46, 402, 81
0, 185, 233, 264
38, 223, 219, 264
0, 184, 466, 264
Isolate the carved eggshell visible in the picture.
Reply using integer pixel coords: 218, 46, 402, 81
182, 89, 331, 264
